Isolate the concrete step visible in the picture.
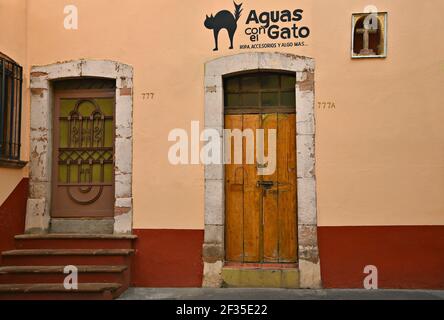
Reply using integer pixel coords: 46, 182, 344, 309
0, 265, 128, 284
15, 234, 137, 250
1, 249, 134, 266
0, 283, 121, 300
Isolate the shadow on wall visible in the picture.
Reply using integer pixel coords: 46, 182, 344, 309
0, 178, 28, 264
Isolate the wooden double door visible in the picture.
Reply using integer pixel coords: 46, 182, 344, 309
225, 113, 297, 263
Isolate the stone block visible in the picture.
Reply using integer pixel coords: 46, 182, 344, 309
205, 53, 259, 76
115, 95, 133, 129
115, 197, 132, 208
221, 267, 299, 288
297, 134, 315, 178
50, 218, 114, 234
204, 90, 223, 128
29, 181, 50, 199
202, 243, 224, 262
81, 60, 118, 78
204, 75, 223, 88
204, 224, 224, 244
29, 143, 50, 182
297, 177, 317, 225
114, 210, 133, 234
298, 224, 318, 248
205, 164, 223, 180
205, 180, 224, 225
115, 138, 132, 174
33, 61, 82, 80
299, 259, 322, 289
115, 173, 132, 198
25, 198, 49, 233
116, 76, 133, 89
202, 261, 223, 288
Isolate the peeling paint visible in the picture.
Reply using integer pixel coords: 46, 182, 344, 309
119, 87, 131, 96
30, 71, 48, 77
30, 88, 45, 97
298, 72, 314, 91
206, 85, 217, 93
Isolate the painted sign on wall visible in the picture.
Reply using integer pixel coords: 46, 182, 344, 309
204, 2, 310, 51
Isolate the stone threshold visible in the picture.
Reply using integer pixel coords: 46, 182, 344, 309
222, 265, 300, 289
224, 262, 298, 269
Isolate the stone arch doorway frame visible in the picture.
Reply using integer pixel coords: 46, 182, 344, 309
203, 52, 321, 288
26, 59, 134, 234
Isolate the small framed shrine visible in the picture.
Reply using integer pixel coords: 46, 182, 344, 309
351, 12, 387, 58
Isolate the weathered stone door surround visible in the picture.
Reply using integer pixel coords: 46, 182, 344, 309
203, 52, 321, 288
26, 60, 134, 234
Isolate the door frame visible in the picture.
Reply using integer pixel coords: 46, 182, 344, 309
203, 52, 320, 288
26, 59, 134, 234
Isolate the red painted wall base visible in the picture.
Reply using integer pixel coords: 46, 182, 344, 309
130, 226, 444, 289
318, 226, 444, 289
0, 178, 28, 264
131, 229, 204, 287
3, 182, 440, 289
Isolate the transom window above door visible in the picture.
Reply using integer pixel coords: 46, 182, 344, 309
223, 72, 296, 114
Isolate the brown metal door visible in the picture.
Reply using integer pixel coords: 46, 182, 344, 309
51, 89, 115, 218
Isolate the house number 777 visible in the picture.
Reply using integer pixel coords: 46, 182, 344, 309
141, 92, 155, 100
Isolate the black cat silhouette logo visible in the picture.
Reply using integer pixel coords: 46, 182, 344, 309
204, 2, 243, 51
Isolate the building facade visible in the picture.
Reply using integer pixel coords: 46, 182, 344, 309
0, 0, 443, 298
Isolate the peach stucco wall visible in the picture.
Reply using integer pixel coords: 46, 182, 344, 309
1, 0, 444, 228
0, 0, 29, 205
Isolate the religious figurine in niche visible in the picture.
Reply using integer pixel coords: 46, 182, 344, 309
352, 12, 387, 58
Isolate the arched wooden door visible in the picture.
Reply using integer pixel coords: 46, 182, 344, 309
224, 72, 298, 264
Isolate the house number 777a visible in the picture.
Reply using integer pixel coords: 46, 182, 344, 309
317, 101, 336, 109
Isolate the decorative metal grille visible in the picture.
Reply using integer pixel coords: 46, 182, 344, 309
58, 98, 114, 204
0, 57, 23, 160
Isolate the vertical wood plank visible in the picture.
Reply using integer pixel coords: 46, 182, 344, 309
277, 113, 297, 262
262, 113, 279, 262
242, 114, 261, 262
225, 115, 244, 262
